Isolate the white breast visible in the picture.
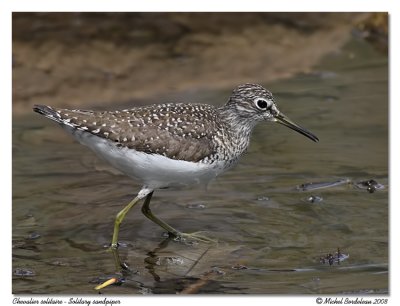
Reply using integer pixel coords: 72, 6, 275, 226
66, 127, 228, 189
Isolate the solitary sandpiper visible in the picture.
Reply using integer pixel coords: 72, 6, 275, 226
33, 83, 318, 248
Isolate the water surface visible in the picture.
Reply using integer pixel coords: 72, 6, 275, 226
12, 37, 388, 294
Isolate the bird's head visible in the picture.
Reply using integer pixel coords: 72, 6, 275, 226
226, 83, 319, 142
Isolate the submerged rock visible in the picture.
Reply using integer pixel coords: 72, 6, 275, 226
319, 248, 349, 265
354, 179, 385, 193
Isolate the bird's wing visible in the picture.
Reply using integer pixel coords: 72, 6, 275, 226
33, 103, 221, 163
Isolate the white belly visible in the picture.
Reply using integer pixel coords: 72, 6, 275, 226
66, 127, 227, 189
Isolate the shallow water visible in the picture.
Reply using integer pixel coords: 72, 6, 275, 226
12, 37, 388, 294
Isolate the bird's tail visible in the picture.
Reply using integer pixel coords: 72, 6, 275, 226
33, 104, 63, 123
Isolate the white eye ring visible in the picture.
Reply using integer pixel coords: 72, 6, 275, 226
254, 98, 270, 110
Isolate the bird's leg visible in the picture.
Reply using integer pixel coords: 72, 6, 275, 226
111, 196, 141, 249
141, 192, 179, 236
141, 192, 216, 243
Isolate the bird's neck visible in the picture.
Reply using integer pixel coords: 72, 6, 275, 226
217, 104, 257, 156
218, 103, 257, 132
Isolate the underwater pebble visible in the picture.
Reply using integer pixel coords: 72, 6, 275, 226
138, 287, 153, 295
319, 248, 349, 265
306, 195, 323, 203
13, 268, 35, 277
232, 264, 248, 270
211, 267, 226, 275
354, 179, 384, 193
297, 179, 350, 191
186, 203, 206, 209
27, 232, 41, 240
164, 256, 184, 265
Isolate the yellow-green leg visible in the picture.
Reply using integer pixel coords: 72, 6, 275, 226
111, 196, 141, 248
141, 192, 180, 236
141, 192, 216, 243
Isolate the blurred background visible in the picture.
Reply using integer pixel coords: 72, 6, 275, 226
13, 12, 388, 294
13, 12, 387, 113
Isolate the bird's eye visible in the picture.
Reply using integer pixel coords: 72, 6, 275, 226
255, 99, 269, 110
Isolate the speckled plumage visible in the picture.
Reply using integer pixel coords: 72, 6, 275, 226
44, 103, 224, 163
